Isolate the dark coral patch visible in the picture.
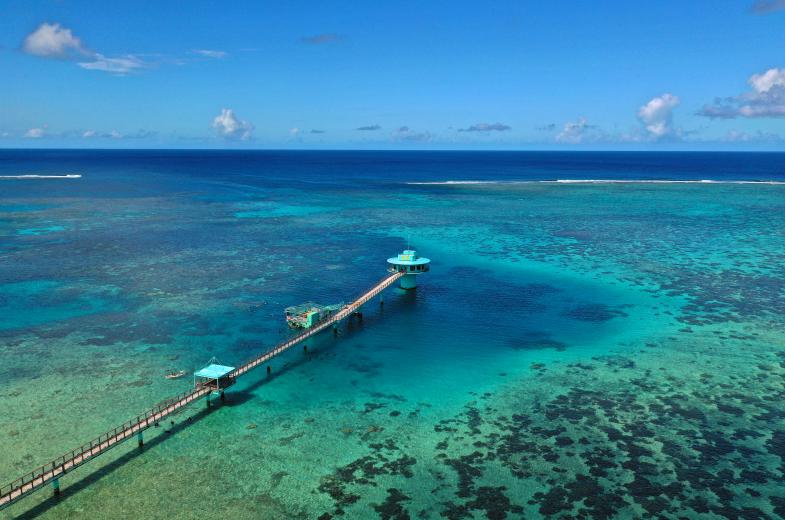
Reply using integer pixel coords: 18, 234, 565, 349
562, 303, 628, 322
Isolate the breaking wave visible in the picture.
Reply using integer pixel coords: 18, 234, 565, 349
0, 174, 82, 179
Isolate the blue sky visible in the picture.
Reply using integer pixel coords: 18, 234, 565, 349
2, 0, 785, 150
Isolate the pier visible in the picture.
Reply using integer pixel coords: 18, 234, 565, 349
0, 270, 407, 510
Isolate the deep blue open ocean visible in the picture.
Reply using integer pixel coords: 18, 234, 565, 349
2, 150, 785, 519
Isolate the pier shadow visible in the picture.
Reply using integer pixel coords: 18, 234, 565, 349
227, 314, 370, 405
8, 300, 398, 518
9, 405, 217, 520
226, 294, 415, 405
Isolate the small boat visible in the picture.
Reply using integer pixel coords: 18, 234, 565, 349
165, 370, 187, 380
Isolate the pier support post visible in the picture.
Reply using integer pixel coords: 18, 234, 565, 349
266, 365, 271, 375
303, 343, 308, 353
52, 478, 60, 497
137, 431, 144, 448
220, 391, 225, 402
380, 294, 384, 306
333, 323, 338, 336
206, 395, 211, 408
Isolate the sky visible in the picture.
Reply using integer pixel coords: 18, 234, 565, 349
2, 0, 785, 150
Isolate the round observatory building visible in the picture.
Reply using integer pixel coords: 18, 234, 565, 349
387, 249, 430, 289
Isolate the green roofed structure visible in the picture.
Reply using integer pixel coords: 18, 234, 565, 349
387, 249, 430, 289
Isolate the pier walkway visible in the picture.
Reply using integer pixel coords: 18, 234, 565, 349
0, 271, 404, 510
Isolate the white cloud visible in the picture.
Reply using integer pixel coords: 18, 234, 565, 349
193, 49, 227, 59
22, 22, 147, 75
638, 94, 680, 138
211, 108, 254, 140
699, 68, 785, 119
24, 128, 46, 138
22, 22, 90, 58
555, 117, 595, 143
750, 68, 785, 93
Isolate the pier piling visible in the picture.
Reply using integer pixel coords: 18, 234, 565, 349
0, 269, 411, 510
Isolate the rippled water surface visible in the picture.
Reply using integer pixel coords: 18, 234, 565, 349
2, 150, 785, 519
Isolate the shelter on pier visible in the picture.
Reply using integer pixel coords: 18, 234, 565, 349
194, 358, 235, 393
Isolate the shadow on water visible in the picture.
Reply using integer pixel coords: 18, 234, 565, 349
9, 298, 403, 518
228, 311, 375, 405
10, 404, 217, 520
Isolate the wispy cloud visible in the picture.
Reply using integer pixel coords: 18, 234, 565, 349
78, 54, 145, 74
21, 22, 218, 75
457, 122, 511, 132
356, 124, 381, 131
698, 68, 785, 119
393, 126, 432, 142
211, 108, 254, 140
81, 129, 156, 139
22, 22, 147, 75
723, 130, 784, 143
750, 0, 785, 13
24, 127, 46, 138
192, 49, 228, 59
555, 117, 598, 143
301, 33, 342, 45
310, 129, 326, 134
638, 93, 681, 138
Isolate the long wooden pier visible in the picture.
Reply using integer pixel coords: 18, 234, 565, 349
0, 271, 404, 510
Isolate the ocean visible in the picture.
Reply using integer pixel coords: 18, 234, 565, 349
1, 150, 785, 519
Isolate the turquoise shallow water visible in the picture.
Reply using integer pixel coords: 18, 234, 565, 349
1, 151, 785, 519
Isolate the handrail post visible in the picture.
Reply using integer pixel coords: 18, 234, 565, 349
1, 272, 403, 509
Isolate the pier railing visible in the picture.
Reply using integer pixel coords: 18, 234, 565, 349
0, 384, 211, 506
231, 271, 402, 377
0, 270, 404, 509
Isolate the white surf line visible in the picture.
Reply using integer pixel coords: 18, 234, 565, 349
0, 174, 82, 179
550, 179, 785, 185
407, 179, 785, 185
